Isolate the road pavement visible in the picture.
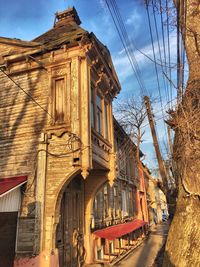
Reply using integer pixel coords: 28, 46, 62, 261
115, 222, 169, 267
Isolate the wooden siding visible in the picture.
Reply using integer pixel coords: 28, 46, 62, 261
0, 69, 49, 177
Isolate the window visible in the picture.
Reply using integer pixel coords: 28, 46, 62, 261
103, 185, 109, 218
52, 77, 67, 124
55, 78, 65, 123
96, 94, 103, 134
90, 86, 111, 140
113, 187, 119, 217
93, 191, 103, 220
121, 190, 128, 217
91, 88, 95, 128
104, 102, 109, 139
128, 190, 134, 216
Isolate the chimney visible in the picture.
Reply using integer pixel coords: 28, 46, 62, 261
54, 7, 81, 27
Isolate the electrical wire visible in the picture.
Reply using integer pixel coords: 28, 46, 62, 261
145, 2, 169, 150
0, 67, 55, 121
166, 0, 173, 109
104, 0, 148, 96
152, 0, 169, 104
0, 67, 82, 142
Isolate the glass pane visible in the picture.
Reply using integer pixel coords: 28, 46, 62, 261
96, 94, 102, 109
91, 102, 94, 128
97, 108, 102, 134
104, 103, 108, 139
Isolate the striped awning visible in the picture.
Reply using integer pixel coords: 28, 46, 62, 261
93, 219, 146, 240
0, 176, 27, 198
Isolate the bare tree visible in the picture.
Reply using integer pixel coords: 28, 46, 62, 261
114, 94, 147, 163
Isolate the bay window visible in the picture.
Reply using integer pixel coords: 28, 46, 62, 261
90, 86, 110, 140
104, 102, 109, 139
96, 94, 103, 134
91, 87, 95, 128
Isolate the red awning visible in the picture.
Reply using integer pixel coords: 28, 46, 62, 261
0, 176, 27, 197
93, 219, 146, 240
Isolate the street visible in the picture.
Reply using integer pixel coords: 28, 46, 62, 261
115, 222, 169, 267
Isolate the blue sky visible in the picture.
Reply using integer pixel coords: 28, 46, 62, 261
0, 0, 183, 171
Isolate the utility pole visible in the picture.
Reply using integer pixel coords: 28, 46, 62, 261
144, 96, 168, 193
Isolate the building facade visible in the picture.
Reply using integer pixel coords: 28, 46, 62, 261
90, 118, 149, 264
0, 8, 148, 267
143, 166, 168, 226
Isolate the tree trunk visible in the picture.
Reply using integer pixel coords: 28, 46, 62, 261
163, 1, 200, 266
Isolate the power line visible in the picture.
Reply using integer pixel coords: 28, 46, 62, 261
105, 0, 171, 156
104, 0, 148, 96
145, 2, 169, 150
152, 0, 169, 104
141, 114, 168, 129
0, 67, 55, 122
110, 0, 146, 90
158, 0, 171, 109
166, 0, 173, 108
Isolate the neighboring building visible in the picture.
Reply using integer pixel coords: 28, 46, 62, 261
90, 118, 149, 264
0, 8, 148, 267
143, 166, 168, 226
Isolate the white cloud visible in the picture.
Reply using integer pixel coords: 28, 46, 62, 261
126, 9, 140, 24
112, 33, 178, 82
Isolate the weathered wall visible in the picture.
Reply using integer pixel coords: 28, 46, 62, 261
0, 68, 49, 178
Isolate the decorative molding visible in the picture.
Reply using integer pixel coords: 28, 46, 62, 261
45, 124, 71, 137
81, 168, 90, 180
91, 132, 111, 154
51, 64, 70, 77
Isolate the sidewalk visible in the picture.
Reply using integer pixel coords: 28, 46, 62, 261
115, 222, 169, 267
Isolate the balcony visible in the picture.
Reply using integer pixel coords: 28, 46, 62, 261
91, 129, 112, 169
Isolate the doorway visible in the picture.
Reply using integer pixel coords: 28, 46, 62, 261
56, 175, 84, 267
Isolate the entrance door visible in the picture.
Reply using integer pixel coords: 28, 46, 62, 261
0, 212, 18, 267
56, 176, 84, 267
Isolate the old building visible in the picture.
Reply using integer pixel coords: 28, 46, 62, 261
90, 118, 149, 264
0, 7, 148, 267
143, 166, 168, 226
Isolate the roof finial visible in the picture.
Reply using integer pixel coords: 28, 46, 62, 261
54, 7, 81, 27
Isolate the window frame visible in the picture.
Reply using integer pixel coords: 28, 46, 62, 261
52, 77, 66, 124
96, 93, 103, 135
50, 64, 70, 126
90, 86, 111, 141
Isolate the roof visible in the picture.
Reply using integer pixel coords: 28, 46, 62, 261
0, 7, 121, 95
0, 176, 27, 197
93, 219, 146, 240
0, 7, 88, 57
32, 7, 87, 49
32, 21, 87, 48
0, 37, 40, 48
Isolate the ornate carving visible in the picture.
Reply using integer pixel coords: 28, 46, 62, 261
51, 67, 68, 77
45, 124, 71, 137
81, 168, 89, 179
91, 132, 111, 153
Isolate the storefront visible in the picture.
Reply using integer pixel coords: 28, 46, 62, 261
0, 176, 27, 267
